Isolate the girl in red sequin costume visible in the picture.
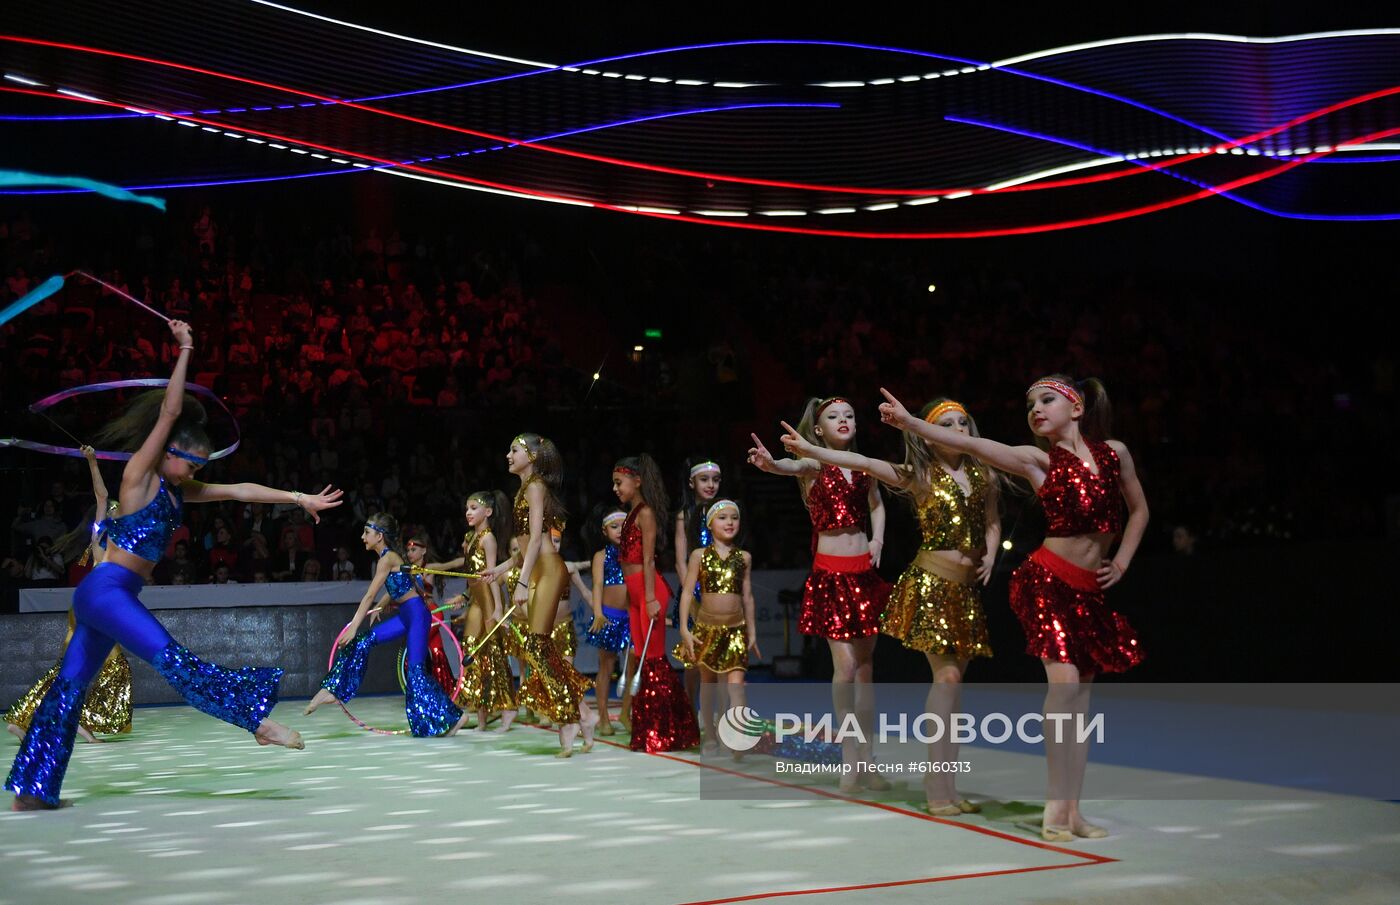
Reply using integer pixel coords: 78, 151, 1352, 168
780, 398, 1000, 815
614, 454, 701, 753
749, 397, 891, 791
880, 378, 1147, 841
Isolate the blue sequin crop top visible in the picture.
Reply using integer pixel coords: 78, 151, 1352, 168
602, 544, 624, 586
100, 477, 182, 563
382, 550, 416, 599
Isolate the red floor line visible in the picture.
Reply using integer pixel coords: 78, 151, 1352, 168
671, 860, 1104, 905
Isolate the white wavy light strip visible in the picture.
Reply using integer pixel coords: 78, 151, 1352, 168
19, 71, 1398, 220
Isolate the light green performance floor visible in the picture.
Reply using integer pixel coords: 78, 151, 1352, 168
2, 697, 1397, 905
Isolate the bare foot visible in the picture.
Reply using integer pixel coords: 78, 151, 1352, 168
445, 712, 471, 737
77, 726, 99, 744
254, 719, 305, 750
303, 688, 337, 716
495, 710, 516, 733
7, 723, 24, 741
580, 708, 599, 754
556, 720, 580, 757
12, 794, 66, 811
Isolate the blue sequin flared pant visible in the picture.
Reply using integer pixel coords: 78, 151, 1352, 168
6, 563, 283, 805
320, 595, 463, 737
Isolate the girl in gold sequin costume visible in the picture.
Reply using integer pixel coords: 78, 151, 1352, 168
675, 500, 759, 757
6, 445, 132, 744
433, 491, 518, 732
480, 434, 598, 757
782, 398, 1000, 815
881, 380, 1148, 842
534, 528, 589, 731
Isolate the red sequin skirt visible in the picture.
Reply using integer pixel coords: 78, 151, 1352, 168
628, 658, 700, 753
1009, 547, 1143, 676
800, 552, 890, 640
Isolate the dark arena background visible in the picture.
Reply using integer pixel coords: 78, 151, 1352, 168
0, 3, 1396, 904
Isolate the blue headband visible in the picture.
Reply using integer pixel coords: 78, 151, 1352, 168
167, 446, 209, 467
364, 520, 396, 540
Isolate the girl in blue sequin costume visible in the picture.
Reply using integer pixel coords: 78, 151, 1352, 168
7, 319, 337, 810
673, 458, 723, 712
305, 512, 470, 738
584, 508, 630, 735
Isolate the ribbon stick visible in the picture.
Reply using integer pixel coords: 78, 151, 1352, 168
406, 565, 482, 580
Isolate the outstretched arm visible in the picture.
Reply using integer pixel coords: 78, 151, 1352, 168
123, 319, 194, 485
747, 433, 819, 479
878, 387, 1048, 485
183, 482, 343, 523
777, 421, 908, 489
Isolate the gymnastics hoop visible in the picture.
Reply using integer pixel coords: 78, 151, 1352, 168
326, 610, 465, 736
0, 378, 241, 461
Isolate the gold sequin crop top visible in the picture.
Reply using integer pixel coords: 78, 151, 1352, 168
512, 474, 564, 537
464, 529, 490, 573
699, 545, 746, 595
916, 461, 989, 556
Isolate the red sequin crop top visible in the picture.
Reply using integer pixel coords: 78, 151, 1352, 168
619, 503, 648, 564
806, 464, 870, 532
1039, 441, 1124, 537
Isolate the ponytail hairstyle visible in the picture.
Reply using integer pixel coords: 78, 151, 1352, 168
614, 453, 669, 551
364, 511, 404, 556
678, 455, 722, 552
1029, 374, 1112, 447
90, 389, 212, 462
468, 489, 513, 542
794, 395, 858, 453
515, 432, 567, 528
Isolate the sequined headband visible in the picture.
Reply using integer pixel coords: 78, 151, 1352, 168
688, 461, 721, 478
614, 465, 640, 477
924, 401, 968, 424
166, 446, 209, 466
364, 520, 396, 540
815, 396, 850, 417
602, 510, 628, 526
705, 499, 740, 524
1028, 379, 1082, 406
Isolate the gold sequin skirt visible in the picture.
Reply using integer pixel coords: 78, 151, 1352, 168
880, 552, 992, 659
551, 618, 577, 659
672, 621, 749, 674
456, 631, 518, 713
517, 633, 592, 724
5, 648, 133, 736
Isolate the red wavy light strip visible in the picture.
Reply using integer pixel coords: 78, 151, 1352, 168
10, 33, 1400, 200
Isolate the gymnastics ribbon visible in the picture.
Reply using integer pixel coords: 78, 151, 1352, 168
0, 275, 65, 327
0, 378, 240, 461
0, 170, 165, 212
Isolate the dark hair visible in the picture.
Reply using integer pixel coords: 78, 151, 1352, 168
467, 489, 513, 545
1030, 374, 1112, 445
678, 455, 722, 553
614, 454, 669, 551
90, 389, 212, 460
515, 433, 567, 528
365, 511, 403, 555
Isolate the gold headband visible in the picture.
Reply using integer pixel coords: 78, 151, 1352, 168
705, 499, 740, 524
924, 401, 968, 424
1028, 379, 1082, 406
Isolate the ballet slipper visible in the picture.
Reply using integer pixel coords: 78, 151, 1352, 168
303, 688, 337, 716
922, 803, 964, 817
957, 799, 982, 814
1072, 820, 1108, 839
580, 710, 599, 754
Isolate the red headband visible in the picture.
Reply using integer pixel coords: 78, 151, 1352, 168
815, 396, 850, 417
1028, 379, 1082, 406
